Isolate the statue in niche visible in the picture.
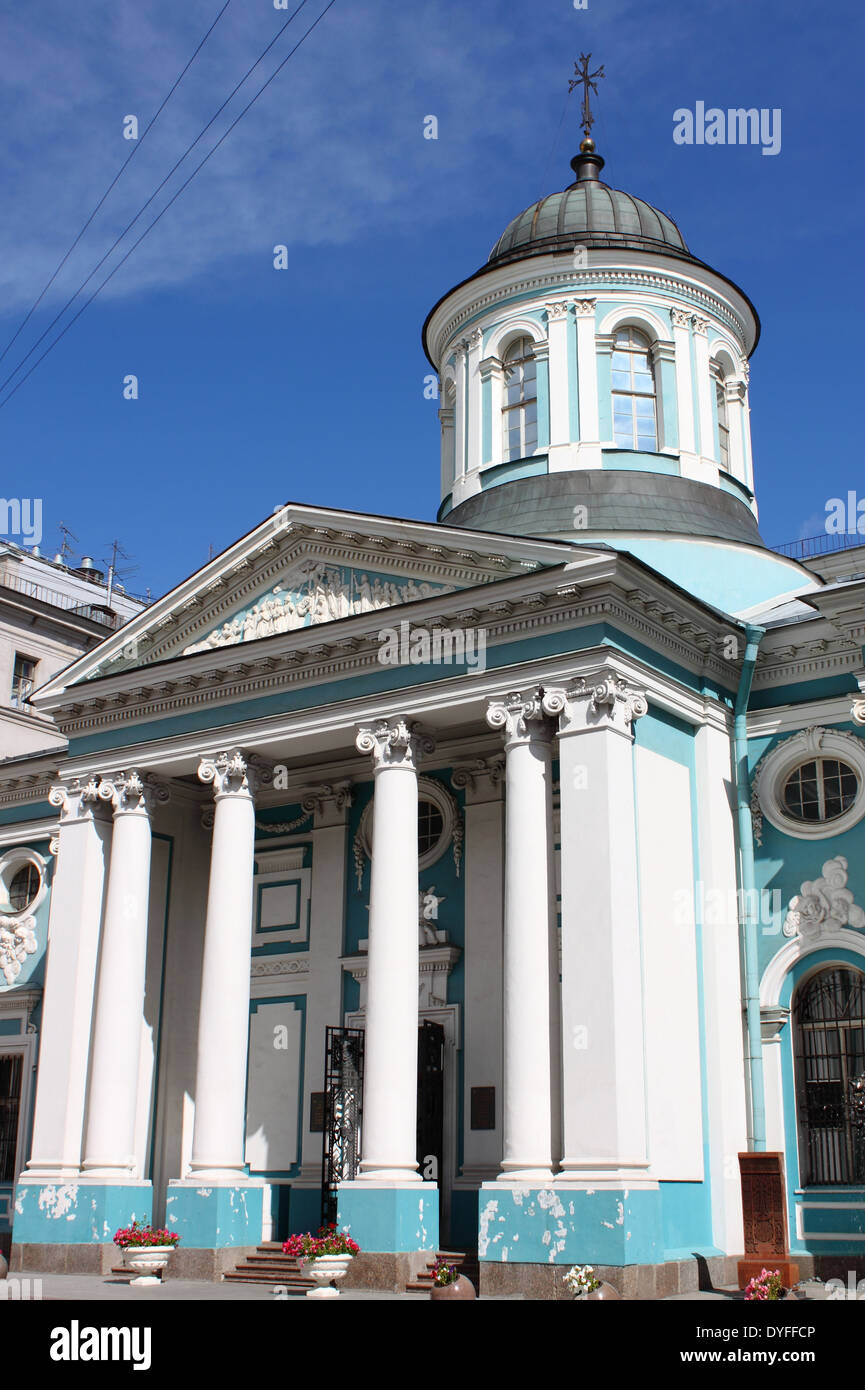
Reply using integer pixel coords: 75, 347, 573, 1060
419, 887, 447, 945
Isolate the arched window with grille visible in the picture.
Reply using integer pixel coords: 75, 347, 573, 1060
502, 337, 537, 462
715, 379, 730, 470
611, 327, 657, 451
793, 966, 865, 1185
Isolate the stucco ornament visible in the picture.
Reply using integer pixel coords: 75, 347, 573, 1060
853, 698, 865, 726
782, 856, 865, 940
0, 915, 37, 985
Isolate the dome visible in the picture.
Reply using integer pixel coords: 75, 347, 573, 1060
487, 148, 697, 269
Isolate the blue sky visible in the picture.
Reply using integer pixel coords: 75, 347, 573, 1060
0, 0, 862, 597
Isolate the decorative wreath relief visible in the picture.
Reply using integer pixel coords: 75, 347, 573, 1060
0, 916, 37, 986
782, 856, 865, 941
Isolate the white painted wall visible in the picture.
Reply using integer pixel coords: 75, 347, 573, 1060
635, 745, 704, 1180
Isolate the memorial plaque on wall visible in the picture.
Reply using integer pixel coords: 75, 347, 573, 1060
739, 1152, 789, 1255
309, 1091, 325, 1134
738, 1151, 799, 1288
471, 1086, 495, 1130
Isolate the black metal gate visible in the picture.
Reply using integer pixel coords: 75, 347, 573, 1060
794, 967, 865, 1185
321, 1027, 364, 1228
416, 1021, 444, 1183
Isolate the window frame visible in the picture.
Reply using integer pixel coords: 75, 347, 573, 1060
501, 336, 538, 463
611, 326, 658, 453
752, 729, 865, 842
10, 653, 37, 709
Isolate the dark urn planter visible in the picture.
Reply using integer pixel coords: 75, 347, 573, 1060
430, 1275, 477, 1300
583, 1281, 621, 1300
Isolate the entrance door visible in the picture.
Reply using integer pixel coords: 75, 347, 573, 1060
417, 1020, 444, 1199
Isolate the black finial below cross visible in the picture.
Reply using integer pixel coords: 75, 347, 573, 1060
569, 53, 605, 139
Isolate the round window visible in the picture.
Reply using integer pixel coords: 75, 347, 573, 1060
782, 758, 859, 824
418, 800, 445, 857
8, 863, 41, 912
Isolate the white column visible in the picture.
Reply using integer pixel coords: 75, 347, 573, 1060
546, 300, 575, 471
451, 342, 469, 502
451, 757, 505, 1183
741, 361, 755, 494
486, 691, 556, 1181
481, 355, 505, 469
438, 396, 455, 498
671, 307, 698, 470
761, 1009, 790, 1154
188, 750, 258, 1179
81, 771, 167, 1176
574, 298, 600, 469
692, 316, 717, 473
726, 380, 747, 485
694, 714, 748, 1252
23, 778, 110, 1178
355, 718, 434, 1183
543, 672, 650, 1184
465, 327, 483, 478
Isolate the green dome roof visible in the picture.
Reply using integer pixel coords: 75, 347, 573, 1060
488, 149, 695, 268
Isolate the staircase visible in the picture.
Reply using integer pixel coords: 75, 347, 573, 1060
223, 1243, 316, 1292
406, 1249, 480, 1294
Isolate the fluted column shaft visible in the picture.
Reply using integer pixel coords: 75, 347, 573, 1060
487, 691, 556, 1181
189, 750, 258, 1179
355, 719, 433, 1183
82, 771, 166, 1175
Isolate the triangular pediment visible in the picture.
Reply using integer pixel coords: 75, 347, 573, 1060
181, 559, 456, 657
32, 502, 585, 700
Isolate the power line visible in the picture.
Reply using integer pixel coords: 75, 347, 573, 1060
0, 0, 338, 414
0, 0, 235, 368
0, 0, 317, 404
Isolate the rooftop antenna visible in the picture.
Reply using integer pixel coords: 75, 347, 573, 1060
56, 521, 78, 566
103, 538, 138, 606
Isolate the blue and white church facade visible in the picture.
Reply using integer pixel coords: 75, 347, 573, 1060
2, 137, 865, 1296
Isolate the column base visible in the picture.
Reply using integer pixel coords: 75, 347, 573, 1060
165, 1179, 264, 1250
12, 1177, 152, 1247
478, 1181, 662, 1266
337, 1182, 439, 1253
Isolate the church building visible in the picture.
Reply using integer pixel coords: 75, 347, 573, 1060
2, 115, 864, 1296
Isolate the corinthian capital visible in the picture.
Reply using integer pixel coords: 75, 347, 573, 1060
486, 690, 552, 748
97, 770, 170, 816
198, 749, 259, 798
573, 298, 596, 318
670, 306, 692, 329
301, 781, 354, 821
355, 719, 435, 773
48, 775, 102, 821
542, 671, 648, 738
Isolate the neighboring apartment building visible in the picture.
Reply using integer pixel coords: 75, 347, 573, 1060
0, 543, 147, 760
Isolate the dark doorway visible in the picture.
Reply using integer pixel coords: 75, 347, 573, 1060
321, 1027, 364, 1228
417, 1021, 445, 1188
0, 1054, 22, 1184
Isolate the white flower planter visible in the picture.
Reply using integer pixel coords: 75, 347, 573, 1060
119, 1245, 176, 1286
304, 1254, 353, 1298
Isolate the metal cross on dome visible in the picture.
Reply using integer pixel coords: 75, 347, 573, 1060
569, 53, 605, 138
